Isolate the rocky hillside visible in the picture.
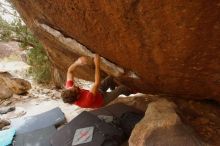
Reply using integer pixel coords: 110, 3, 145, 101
11, 0, 220, 102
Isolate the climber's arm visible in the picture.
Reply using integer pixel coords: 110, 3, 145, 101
66, 56, 88, 81
90, 54, 101, 96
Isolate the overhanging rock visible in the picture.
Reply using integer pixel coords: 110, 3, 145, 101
11, 0, 220, 102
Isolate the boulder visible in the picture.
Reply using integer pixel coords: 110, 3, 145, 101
0, 106, 15, 114
5, 78, 31, 95
109, 94, 154, 112
0, 82, 13, 100
0, 72, 31, 95
0, 119, 10, 130
11, 0, 220, 102
129, 99, 207, 146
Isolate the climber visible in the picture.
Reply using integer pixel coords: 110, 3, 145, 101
61, 54, 132, 108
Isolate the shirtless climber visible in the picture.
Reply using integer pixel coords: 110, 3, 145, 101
61, 54, 132, 108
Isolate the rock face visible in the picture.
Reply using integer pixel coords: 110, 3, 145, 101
129, 99, 207, 146
11, 0, 220, 102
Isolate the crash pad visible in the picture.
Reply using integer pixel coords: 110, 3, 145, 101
50, 111, 125, 146
90, 103, 141, 118
14, 126, 56, 146
11, 107, 65, 134
0, 128, 16, 146
90, 103, 144, 138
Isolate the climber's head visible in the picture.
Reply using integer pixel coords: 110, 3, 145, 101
61, 86, 80, 104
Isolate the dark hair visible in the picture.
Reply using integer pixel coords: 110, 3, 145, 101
61, 89, 79, 103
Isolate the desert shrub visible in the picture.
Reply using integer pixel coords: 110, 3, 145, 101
0, 1, 51, 84
27, 44, 51, 84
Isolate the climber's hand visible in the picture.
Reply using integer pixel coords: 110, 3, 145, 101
94, 54, 100, 66
75, 56, 88, 66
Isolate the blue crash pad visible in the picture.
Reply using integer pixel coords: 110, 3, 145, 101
14, 126, 56, 146
0, 128, 16, 146
11, 107, 65, 134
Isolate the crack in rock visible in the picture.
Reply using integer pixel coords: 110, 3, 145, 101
35, 22, 125, 77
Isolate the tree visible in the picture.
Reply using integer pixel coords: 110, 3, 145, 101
0, 0, 51, 84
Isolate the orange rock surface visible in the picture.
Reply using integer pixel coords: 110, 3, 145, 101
11, 0, 220, 102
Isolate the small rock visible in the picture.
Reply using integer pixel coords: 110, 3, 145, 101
0, 119, 10, 130
0, 106, 15, 114
1, 107, 26, 119
53, 92, 61, 98
2, 100, 12, 106
48, 93, 53, 97
52, 95, 60, 100
23, 96, 29, 99
13, 94, 21, 99
28, 95, 32, 98
36, 89, 40, 93
42, 89, 50, 94
2, 125, 10, 130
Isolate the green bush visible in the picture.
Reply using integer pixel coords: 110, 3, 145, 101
0, 1, 51, 84
27, 43, 51, 84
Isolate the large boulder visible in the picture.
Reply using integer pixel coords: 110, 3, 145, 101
0, 72, 31, 95
0, 81, 13, 100
0, 72, 13, 99
129, 99, 207, 146
11, 0, 220, 102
